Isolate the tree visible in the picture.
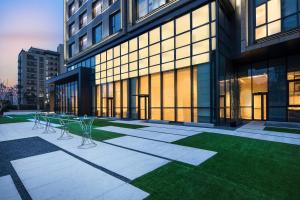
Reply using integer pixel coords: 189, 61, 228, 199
0, 81, 15, 116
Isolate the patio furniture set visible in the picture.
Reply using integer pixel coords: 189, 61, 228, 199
32, 112, 97, 148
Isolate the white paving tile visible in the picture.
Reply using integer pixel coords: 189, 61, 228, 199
105, 136, 217, 166
139, 126, 201, 136
95, 126, 187, 142
38, 132, 169, 180
0, 122, 37, 142
11, 151, 149, 200
0, 175, 22, 200
0, 122, 168, 180
113, 120, 300, 145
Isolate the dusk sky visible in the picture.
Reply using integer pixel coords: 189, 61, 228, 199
0, 0, 64, 86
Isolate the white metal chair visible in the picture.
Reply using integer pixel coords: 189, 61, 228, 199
57, 115, 73, 140
78, 115, 96, 148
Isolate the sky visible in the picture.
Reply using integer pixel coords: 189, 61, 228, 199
0, 0, 64, 86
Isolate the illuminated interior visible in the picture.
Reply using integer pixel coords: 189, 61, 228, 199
239, 74, 268, 120
95, 2, 216, 123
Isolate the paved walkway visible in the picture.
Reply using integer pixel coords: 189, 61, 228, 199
105, 136, 217, 166
0, 175, 22, 200
96, 126, 187, 142
113, 120, 300, 145
12, 151, 148, 200
0, 122, 168, 181
140, 126, 201, 136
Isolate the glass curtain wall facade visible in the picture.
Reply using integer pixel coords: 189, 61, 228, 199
237, 54, 300, 122
255, 0, 300, 40
55, 81, 78, 115
95, 2, 216, 123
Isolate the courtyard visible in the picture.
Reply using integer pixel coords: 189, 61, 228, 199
0, 113, 300, 200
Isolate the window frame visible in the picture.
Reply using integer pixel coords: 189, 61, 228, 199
68, 2, 75, 18
69, 42, 75, 58
69, 22, 75, 37
79, 34, 88, 51
79, 11, 88, 30
92, 0, 102, 18
93, 24, 103, 44
110, 11, 121, 34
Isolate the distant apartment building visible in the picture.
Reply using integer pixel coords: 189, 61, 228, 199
18, 45, 64, 110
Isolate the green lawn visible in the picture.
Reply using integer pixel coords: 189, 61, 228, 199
0, 115, 33, 124
42, 117, 145, 129
66, 122, 124, 141
132, 132, 300, 200
264, 127, 300, 135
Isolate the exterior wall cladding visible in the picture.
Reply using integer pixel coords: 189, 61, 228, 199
55, 0, 300, 125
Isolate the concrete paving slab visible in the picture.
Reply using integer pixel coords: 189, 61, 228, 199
113, 120, 300, 145
105, 136, 217, 166
0, 175, 22, 200
37, 132, 169, 180
0, 122, 37, 142
139, 126, 201, 136
95, 126, 187, 142
11, 151, 149, 200
0, 122, 169, 180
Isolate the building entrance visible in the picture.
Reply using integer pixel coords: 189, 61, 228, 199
253, 93, 267, 121
139, 95, 149, 120
107, 97, 114, 117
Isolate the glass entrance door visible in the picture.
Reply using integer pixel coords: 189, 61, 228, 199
107, 98, 114, 117
253, 93, 267, 120
139, 96, 149, 120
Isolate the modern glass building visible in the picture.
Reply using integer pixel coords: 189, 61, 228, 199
48, 0, 300, 125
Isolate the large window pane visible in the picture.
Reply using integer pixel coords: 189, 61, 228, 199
140, 75, 149, 94
110, 11, 121, 34
192, 25, 209, 42
268, 20, 281, 35
150, 27, 160, 44
162, 21, 174, 40
163, 71, 174, 121
256, 4, 266, 26
151, 73, 161, 120
138, 0, 148, 18
176, 46, 190, 59
176, 14, 190, 35
192, 40, 209, 55
267, 0, 281, 22
239, 77, 252, 119
192, 5, 209, 28
115, 81, 121, 117
177, 68, 191, 122
176, 32, 190, 48
129, 38, 138, 52
139, 33, 149, 49
162, 51, 174, 63
149, 43, 160, 56
255, 25, 267, 39
162, 38, 174, 52
122, 80, 128, 118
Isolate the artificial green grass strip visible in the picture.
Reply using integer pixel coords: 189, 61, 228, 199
264, 127, 300, 135
66, 122, 124, 141
0, 114, 33, 124
132, 132, 300, 200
